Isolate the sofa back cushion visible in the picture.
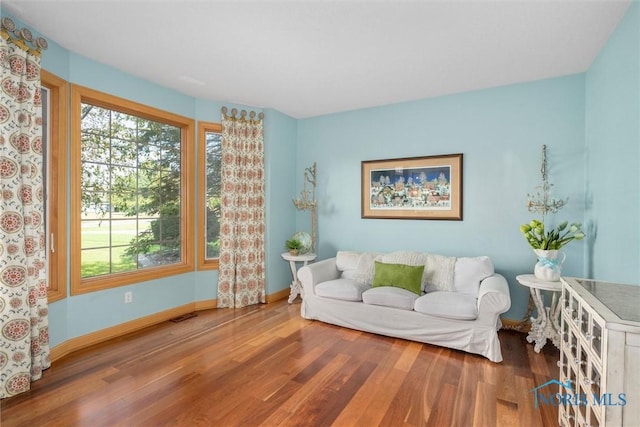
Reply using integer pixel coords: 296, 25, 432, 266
372, 261, 424, 295
379, 251, 427, 267
423, 253, 456, 293
379, 251, 444, 292
336, 251, 361, 279
453, 256, 494, 296
344, 251, 492, 298
352, 252, 382, 284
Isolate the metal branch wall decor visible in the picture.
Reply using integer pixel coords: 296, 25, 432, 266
293, 162, 318, 253
527, 145, 567, 221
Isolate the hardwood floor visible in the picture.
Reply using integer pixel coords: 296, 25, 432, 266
1, 300, 560, 426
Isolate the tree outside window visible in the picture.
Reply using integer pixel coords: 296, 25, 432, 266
71, 85, 194, 294
198, 122, 222, 270
80, 104, 182, 277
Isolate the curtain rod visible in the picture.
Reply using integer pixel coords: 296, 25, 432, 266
1, 17, 48, 55
221, 106, 264, 121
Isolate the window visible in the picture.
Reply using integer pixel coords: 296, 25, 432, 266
70, 85, 194, 294
197, 122, 222, 270
42, 70, 68, 303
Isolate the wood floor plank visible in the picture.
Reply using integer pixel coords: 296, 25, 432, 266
516, 374, 543, 427
285, 360, 377, 426
497, 398, 521, 427
450, 354, 481, 426
393, 340, 423, 372
379, 347, 432, 426
473, 381, 497, 427
340, 366, 408, 427
330, 343, 408, 426
416, 346, 448, 421
425, 382, 458, 426
259, 352, 353, 426
334, 349, 403, 426
1, 301, 560, 427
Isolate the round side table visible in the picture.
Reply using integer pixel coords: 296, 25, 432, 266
281, 252, 316, 303
516, 274, 563, 352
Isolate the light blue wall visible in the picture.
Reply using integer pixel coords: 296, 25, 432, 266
4, 3, 638, 347
2, 12, 296, 347
297, 75, 587, 320
585, 2, 640, 285
264, 109, 299, 293
69, 54, 196, 118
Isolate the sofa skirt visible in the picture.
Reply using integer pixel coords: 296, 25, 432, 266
301, 294, 503, 363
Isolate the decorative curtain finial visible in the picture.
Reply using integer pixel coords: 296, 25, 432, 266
1, 17, 48, 54
221, 106, 264, 122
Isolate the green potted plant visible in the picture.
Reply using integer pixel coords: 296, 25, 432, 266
519, 219, 585, 281
285, 238, 303, 256
519, 220, 585, 251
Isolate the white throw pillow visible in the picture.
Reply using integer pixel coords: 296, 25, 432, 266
414, 292, 478, 320
453, 256, 494, 297
378, 251, 430, 291
362, 286, 418, 310
379, 251, 427, 267
341, 269, 357, 280
336, 251, 361, 272
352, 252, 382, 285
423, 253, 456, 292
316, 278, 371, 301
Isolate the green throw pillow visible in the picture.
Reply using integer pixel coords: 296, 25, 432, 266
372, 261, 424, 295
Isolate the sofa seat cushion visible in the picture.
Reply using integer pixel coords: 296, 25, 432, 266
414, 292, 478, 320
362, 286, 419, 310
315, 278, 371, 301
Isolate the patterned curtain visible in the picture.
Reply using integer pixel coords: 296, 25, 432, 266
0, 23, 49, 398
217, 108, 266, 308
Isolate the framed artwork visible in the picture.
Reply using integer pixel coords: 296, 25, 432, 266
361, 153, 463, 220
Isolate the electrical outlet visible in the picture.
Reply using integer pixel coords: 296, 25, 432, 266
124, 291, 133, 304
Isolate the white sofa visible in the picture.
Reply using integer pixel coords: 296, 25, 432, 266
297, 251, 511, 362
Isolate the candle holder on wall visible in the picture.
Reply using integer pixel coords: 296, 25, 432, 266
527, 145, 567, 222
292, 162, 318, 253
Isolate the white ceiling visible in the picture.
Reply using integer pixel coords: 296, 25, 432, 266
3, 0, 631, 119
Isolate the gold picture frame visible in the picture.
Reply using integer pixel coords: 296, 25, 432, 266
361, 153, 463, 220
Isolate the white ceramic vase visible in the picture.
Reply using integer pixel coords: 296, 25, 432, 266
533, 249, 566, 282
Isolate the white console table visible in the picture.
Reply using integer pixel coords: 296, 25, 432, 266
559, 277, 640, 427
516, 274, 563, 352
281, 252, 316, 303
